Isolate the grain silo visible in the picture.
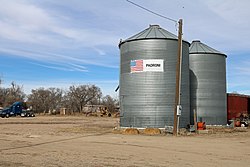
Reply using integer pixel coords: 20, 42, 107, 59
119, 25, 190, 128
189, 40, 227, 125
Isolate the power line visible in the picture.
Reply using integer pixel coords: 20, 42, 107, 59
126, 0, 177, 23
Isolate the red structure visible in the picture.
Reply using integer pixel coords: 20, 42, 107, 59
227, 93, 250, 121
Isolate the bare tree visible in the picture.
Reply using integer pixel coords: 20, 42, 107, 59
101, 95, 119, 113
28, 87, 63, 114
0, 81, 25, 107
65, 85, 102, 113
0, 88, 5, 107
28, 88, 49, 113
48, 88, 63, 112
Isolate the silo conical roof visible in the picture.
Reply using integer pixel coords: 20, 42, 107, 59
119, 25, 189, 47
190, 40, 226, 57
127, 25, 177, 40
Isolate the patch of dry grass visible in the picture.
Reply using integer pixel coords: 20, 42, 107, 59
122, 128, 139, 135
143, 128, 161, 135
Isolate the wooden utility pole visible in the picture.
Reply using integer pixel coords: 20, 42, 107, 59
193, 109, 197, 133
173, 19, 183, 136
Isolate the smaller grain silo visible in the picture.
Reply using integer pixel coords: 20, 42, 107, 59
189, 40, 227, 125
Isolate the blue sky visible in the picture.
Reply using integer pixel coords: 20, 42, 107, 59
0, 0, 250, 96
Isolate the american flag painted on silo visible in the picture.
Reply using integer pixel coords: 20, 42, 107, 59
130, 59, 143, 73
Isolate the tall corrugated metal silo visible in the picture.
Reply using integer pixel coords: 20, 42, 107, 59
189, 40, 227, 125
119, 25, 190, 128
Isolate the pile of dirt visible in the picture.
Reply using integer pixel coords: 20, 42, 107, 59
122, 128, 139, 135
143, 128, 161, 135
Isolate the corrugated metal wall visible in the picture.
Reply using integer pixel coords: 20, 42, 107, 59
227, 94, 249, 121
119, 38, 190, 128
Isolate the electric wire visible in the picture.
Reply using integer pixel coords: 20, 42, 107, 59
126, 0, 177, 23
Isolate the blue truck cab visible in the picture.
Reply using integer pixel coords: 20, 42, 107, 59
0, 102, 23, 118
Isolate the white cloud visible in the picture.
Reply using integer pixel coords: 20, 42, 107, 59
29, 62, 88, 72
0, 0, 123, 73
0, 0, 54, 43
0, 0, 121, 61
0, 0, 52, 27
184, 0, 250, 52
0, 47, 118, 68
202, 0, 249, 26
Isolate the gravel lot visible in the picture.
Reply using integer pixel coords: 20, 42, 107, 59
0, 116, 249, 167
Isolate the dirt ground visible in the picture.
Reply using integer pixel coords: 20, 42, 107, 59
0, 116, 249, 167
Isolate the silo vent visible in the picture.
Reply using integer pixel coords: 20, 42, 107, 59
149, 24, 160, 28
192, 40, 201, 43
